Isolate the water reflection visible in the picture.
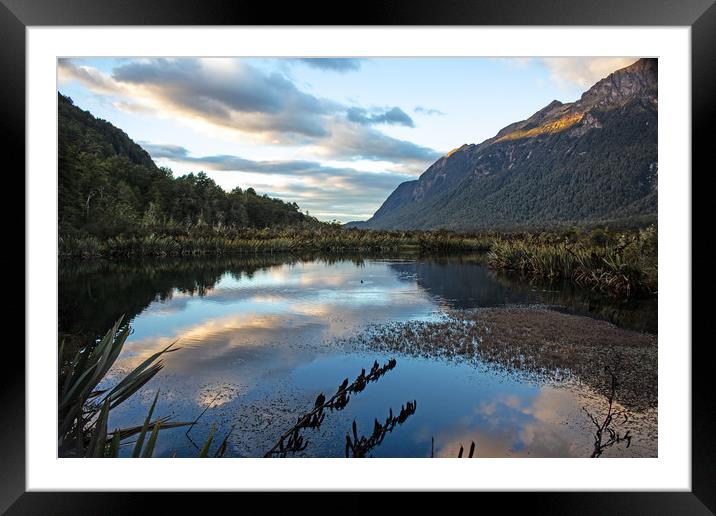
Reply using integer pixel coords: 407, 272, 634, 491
390, 255, 657, 333
59, 253, 657, 457
433, 387, 587, 458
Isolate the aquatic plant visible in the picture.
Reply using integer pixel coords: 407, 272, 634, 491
58, 316, 181, 456
59, 225, 656, 299
457, 441, 476, 458
58, 227, 496, 258
428, 436, 476, 458
344, 400, 417, 458
265, 359, 398, 457
350, 307, 657, 412
486, 225, 657, 297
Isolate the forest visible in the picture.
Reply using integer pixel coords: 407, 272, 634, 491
59, 93, 318, 238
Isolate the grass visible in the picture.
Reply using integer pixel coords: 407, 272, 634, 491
59, 317, 226, 458
60, 310, 655, 457
486, 225, 657, 297
59, 224, 657, 297
58, 227, 494, 258
59, 318, 409, 458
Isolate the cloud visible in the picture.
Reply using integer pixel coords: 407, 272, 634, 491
541, 57, 640, 88
493, 57, 533, 69
141, 143, 191, 160
58, 58, 123, 95
112, 100, 155, 114
142, 142, 414, 183
143, 141, 413, 188
414, 106, 445, 116
318, 121, 440, 164
347, 106, 415, 127
59, 57, 438, 166
295, 58, 362, 72
112, 58, 334, 140
142, 142, 414, 221
263, 183, 398, 221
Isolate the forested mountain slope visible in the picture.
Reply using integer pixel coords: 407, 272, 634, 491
355, 58, 658, 231
58, 93, 315, 236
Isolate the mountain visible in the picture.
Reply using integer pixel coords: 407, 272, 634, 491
355, 58, 658, 231
58, 93, 313, 236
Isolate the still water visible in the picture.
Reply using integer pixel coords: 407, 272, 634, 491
59, 254, 657, 458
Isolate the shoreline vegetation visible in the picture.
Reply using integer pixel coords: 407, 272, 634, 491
59, 224, 656, 298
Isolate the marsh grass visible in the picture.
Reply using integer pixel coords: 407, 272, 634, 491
487, 225, 657, 297
59, 227, 495, 258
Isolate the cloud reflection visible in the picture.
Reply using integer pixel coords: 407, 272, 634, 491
111, 260, 436, 377
433, 387, 589, 457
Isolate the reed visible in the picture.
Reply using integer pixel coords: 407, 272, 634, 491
486, 225, 657, 297
58, 227, 495, 258
344, 400, 417, 458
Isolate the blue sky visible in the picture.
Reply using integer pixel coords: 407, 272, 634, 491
58, 57, 637, 222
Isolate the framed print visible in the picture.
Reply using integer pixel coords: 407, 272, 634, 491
6, 0, 712, 512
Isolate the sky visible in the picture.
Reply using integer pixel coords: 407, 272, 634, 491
57, 57, 638, 223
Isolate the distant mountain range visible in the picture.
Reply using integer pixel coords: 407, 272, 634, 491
349, 58, 658, 231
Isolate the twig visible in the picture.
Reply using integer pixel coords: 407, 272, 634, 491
185, 389, 224, 436
584, 361, 632, 458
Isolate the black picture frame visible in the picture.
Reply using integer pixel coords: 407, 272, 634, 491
5, 0, 711, 513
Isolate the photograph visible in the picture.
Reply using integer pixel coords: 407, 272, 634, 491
56, 55, 659, 459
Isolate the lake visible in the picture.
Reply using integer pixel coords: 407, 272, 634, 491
59, 253, 657, 458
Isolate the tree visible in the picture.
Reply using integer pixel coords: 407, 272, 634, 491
58, 92, 315, 237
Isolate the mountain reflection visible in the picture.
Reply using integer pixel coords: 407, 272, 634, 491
390, 255, 656, 333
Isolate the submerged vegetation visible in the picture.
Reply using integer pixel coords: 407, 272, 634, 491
584, 361, 633, 458
61, 309, 650, 458
345, 307, 657, 412
56, 61, 659, 460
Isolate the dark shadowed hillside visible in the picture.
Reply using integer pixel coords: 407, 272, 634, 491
58, 93, 316, 236
354, 58, 657, 231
